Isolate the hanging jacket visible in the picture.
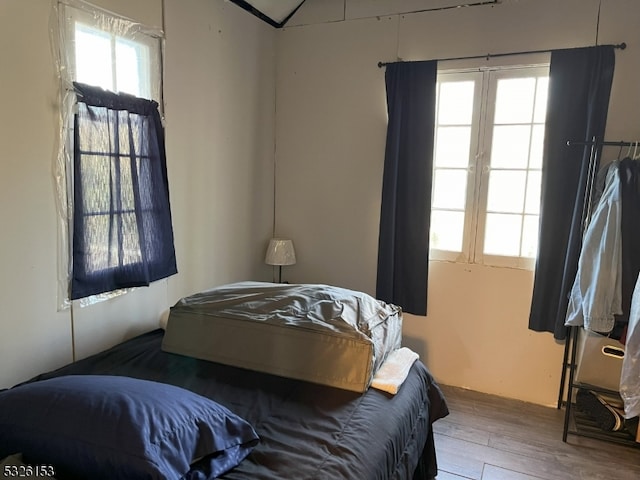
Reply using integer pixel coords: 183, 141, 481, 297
565, 162, 622, 333
612, 158, 640, 339
621, 271, 640, 418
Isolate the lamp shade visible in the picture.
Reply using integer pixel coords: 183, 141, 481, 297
265, 239, 296, 266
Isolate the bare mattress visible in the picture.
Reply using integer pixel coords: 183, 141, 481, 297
25, 328, 449, 479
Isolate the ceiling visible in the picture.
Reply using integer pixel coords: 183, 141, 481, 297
228, 0, 306, 28
229, 1, 500, 28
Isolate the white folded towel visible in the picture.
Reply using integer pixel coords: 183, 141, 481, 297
371, 347, 419, 395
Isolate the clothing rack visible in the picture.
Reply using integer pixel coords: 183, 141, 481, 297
566, 139, 640, 147
558, 137, 634, 410
563, 139, 640, 235
557, 136, 602, 410
559, 137, 640, 446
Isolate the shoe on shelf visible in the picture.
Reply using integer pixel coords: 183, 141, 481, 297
576, 389, 625, 432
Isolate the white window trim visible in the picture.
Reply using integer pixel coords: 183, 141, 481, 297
52, 0, 165, 309
430, 65, 549, 271
430, 71, 483, 264
477, 66, 547, 271
58, 0, 163, 104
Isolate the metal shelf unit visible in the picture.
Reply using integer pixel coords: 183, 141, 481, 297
560, 326, 640, 447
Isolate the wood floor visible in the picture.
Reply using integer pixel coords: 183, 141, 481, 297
433, 385, 640, 480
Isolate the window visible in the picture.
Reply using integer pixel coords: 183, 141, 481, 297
57, 2, 174, 301
71, 84, 177, 300
64, 5, 161, 102
430, 66, 549, 269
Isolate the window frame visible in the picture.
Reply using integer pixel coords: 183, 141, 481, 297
430, 71, 483, 264
55, 0, 167, 306
60, 2, 163, 104
70, 86, 176, 301
476, 66, 548, 270
73, 104, 151, 276
430, 65, 549, 270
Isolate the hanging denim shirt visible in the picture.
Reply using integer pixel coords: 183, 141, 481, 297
565, 162, 622, 333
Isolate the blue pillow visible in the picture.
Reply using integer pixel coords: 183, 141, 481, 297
0, 375, 259, 479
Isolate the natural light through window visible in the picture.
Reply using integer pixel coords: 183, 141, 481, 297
74, 23, 152, 99
75, 24, 112, 91
430, 67, 549, 269
71, 22, 154, 272
431, 79, 476, 253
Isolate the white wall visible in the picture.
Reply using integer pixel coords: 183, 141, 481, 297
0, 0, 72, 389
163, 0, 276, 302
0, 0, 276, 389
2, 0, 636, 406
276, 0, 640, 406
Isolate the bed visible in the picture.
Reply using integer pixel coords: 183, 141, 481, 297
0, 283, 449, 480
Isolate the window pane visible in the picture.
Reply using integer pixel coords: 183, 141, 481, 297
430, 210, 464, 252
115, 110, 131, 155
75, 24, 113, 91
433, 169, 467, 209
438, 81, 475, 125
525, 170, 541, 215
529, 125, 545, 169
487, 170, 526, 213
129, 114, 149, 155
84, 214, 109, 273
484, 213, 521, 256
435, 126, 471, 168
116, 39, 142, 97
120, 160, 135, 210
494, 77, 536, 124
121, 212, 142, 265
431, 67, 548, 266
116, 38, 151, 98
80, 155, 109, 213
521, 214, 539, 257
533, 77, 549, 123
490, 125, 531, 169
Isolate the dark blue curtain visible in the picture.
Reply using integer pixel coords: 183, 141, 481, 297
613, 158, 640, 340
528, 46, 615, 339
376, 61, 437, 315
71, 83, 177, 300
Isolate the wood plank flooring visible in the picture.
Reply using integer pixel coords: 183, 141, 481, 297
434, 385, 640, 480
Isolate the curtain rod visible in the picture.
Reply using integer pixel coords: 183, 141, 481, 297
567, 139, 638, 147
377, 42, 626, 68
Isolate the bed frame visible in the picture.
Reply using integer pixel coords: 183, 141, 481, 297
25, 328, 448, 479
